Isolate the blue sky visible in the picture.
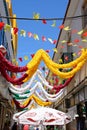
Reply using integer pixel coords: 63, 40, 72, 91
12, 0, 68, 66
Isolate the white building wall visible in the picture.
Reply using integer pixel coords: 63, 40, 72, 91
0, 0, 14, 59
0, 0, 14, 99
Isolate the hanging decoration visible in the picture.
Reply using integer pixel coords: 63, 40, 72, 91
0, 45, 28, 85
23, 48, 87, 82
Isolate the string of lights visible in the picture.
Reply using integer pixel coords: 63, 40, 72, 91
0, 14, 87, 21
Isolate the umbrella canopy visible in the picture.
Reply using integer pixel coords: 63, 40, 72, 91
13, 107, 71, 126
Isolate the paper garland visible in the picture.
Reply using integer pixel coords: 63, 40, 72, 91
23, 48, 87, 82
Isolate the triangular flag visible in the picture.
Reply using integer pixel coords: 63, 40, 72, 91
64, 26, 71, 31
59, 59, 63, 63
73, 39, 80, 43
58, 24, 64, 29
0, 22, 4, 30
45, 50, 50, 53
72, 53, 76, 57
42, 19, 47, 24
18, 57, 23, 62
48, 38, 53, 44
51, 20, 56, 27
82, 31, 87, 37
53, 40, 57, 44
42, 36, 46, 41
31, 54, 35, 58
4, 24, 11, 32
20, 30, 26, 37
61, 40, 67, 43
33, 34, 39, 40
33, 12, 40, 20
28, 32, 33, 37
82, 39, 87, 42
13, 27, 18, 34
64, 56, 68, 61
77, 30, 83, 35
24, 56, 28, 60
53, 48, 58, 53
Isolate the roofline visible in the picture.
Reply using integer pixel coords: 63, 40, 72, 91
52, 0, 71, 60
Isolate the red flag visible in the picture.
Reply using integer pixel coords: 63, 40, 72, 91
82, 32, 87, 37
45, 50, 50, 53
0, 22, 4, 30
58, 24, 64, 29
31, 54, 34, 58
73, 39, 80, 43
65, 56, 68, 61
42, 19, 47, 24
42, 36, 46, 41
28, 32, 33, 37
13, 27, 18, 34
53, 40, 57, 44
18, 58, 23, 62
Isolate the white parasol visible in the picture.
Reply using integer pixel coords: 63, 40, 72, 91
13, 107, 71, 126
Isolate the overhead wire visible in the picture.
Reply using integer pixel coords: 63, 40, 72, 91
0, 14, 87, 21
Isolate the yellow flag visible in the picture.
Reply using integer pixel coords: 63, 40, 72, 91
33, 34, 39, 40
4, 24, 11, 32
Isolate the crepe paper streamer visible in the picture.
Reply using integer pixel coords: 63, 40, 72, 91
22, 48, 87, 82
10, 81, 64, 102
0, 22, 5, 30
4, 24, 11, 32
77, 30, 83, 35
42, 36, 46, 41
42, 19, 47, 24
33, 13, 40, 20
58, 24, 64, 29
33, 34, 39, 40
0, 51, 28, 72
20, 30, 26, 37
0, 48, 29, 85
9, 71, 73, 102
9, 70, 53, 94
51, 20, 56, 27
13, 94, 52, 109
64, 26, 71, 31
52, 76, 73, 93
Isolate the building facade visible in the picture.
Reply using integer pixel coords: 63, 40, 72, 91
0, 0, 18, 129
51, 0, 87, 130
